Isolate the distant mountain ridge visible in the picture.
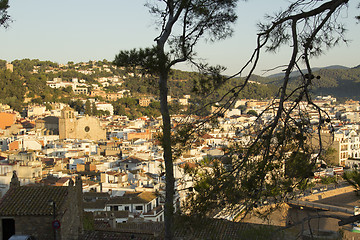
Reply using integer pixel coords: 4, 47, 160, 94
257, 65, 360, 101
266, 65, 350, 79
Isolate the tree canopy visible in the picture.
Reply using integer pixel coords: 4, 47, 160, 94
114, 1, 240, 239
183, 0, 357, 222
0, 0, 10, 28
113, 1, 360, 238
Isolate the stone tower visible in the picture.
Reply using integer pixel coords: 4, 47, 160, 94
59, 107, 76, 139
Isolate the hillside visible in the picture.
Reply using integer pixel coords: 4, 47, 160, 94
1, 59, 359, 116
260, 66, 360, 101
266, 65, 350, 79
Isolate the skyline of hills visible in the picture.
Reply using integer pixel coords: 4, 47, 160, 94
255, 64, 360, 101
1, 59, 360, 115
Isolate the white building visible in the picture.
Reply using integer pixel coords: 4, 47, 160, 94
95, 102, 114, 115
104, 191, 164, 222
333, 129, 360, 166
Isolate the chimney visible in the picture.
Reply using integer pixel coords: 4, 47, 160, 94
10, 171, 20, 188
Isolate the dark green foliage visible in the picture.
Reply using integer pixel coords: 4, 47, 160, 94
285, 152, 314, 179
320, 175, 337, 185
91, 103, 98, 116
69, 100, 84, 113
84, 100, 92, 115
0, 0, 10, 28
343, 170, 360, 195
192, 65, 228, 94
83, 212, 94, 231
0, 69, 25, 111
0, 59, 6, 68
12, 59, 58, 73
114, 47, 161, 75
320, 147, 337, 166
112, 98, 161, 119
184, 115, 317, 218
0, 59, 82, 111
122, 75, 159, 96
169, 71, 278, 106
246, 110, 258, 117
169, 102, 184, 115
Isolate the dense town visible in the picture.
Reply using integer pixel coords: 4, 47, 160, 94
1, 61, 360, 239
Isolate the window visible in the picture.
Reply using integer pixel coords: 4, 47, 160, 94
85, 126, 90, 132
114, 206, 119, 211
135, 206, 143, 211
125, 206, 129, 211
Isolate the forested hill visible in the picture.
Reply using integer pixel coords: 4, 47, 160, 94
0, 59, 278, 113
0, 58, 359, 114
168, 69, 277, 100
257, 65, 360, 101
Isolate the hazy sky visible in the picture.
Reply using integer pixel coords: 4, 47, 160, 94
1, 0, 359, 76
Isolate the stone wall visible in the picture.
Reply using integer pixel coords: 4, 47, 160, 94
0, 215, 54, 240
60, 182, 83, 240
301, 186, 354, 202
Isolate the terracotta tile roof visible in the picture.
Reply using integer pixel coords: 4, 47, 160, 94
40, 175, 60, 186
107, 192, 156, 205
174, 218, 268, 239
0, 186, 69, 216
83, 212, 283, 239
179, 162, 197, 169
83, 200, 107, 210
82, 229, 158, 240
83, 192, 110, 200
106, 171, 125, 177
122, 156, 144, 164
138, 192, 157, 202
55, 177, 71, 186
94, 210, 129, 219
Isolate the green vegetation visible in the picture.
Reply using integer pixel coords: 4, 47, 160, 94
0, 69, 25, 112
1, 58, 360, 120
246, 110, 258, 117
112, 98, 161, 119
320, 176, 337, 185
0, 0, 11, 28
264, 66, 360, 101
0, 58, 279, 117
343, 170, 360, 195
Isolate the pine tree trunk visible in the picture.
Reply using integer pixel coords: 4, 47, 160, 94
159, 61, 175, 240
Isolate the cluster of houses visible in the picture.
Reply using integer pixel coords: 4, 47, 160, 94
1, 93, 360, 238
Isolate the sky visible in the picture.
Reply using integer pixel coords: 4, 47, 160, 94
1, 0, 359, 76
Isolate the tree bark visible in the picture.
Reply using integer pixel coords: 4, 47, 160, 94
158, 50, 175, 240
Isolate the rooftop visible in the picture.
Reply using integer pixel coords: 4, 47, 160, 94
0, 185, 69, 216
